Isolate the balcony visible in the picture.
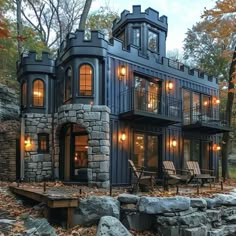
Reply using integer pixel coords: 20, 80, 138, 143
182, 107, 231, 134
119, 88, 181, 125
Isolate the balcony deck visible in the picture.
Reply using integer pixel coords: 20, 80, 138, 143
182, 110, 231, 134
119, 89, 181, 125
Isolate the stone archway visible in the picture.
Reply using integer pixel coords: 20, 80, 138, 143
54, 104, 110, 188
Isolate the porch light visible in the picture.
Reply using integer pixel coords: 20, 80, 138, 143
167, 81, 173, 91
213, 144, 221, 151
203, 101, 208, 106
121, 132, 126, 141
24, 136, 31, 147
119, 65, 126, 77
213, 97, 220, 104
171, 138, 177, 148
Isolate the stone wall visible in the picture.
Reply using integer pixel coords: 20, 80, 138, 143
23, 104, 110, 187
54, 104, 110, 188
0, 83, 20, 181
71, 192, 236, 236
24, 113, 53, 181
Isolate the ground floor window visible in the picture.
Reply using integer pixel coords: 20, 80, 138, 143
183, 138, 211, 170
133, 132, 159, 171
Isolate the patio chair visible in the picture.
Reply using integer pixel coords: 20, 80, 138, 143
162, 161, 190, 189
186, 161, 216, 186
128, 160, 156, 192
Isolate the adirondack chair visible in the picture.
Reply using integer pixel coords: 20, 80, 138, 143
128, 160, 156, 192
162, 161, 190, 188
186, 161, 216, 186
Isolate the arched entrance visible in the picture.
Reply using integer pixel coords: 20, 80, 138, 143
59, 123, 88, 182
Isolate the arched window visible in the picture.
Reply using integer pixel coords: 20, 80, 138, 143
32, 79, 44, 107
21, 81, 26, 107
65, 67, 72, 101
79, 64, 92, 96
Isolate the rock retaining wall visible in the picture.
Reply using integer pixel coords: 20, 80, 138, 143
73, 192, 236, 236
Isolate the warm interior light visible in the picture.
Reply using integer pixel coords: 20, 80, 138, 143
213, 97, 220, 105
204, 101, 208, 106
24, 136, 31, 147
121, 133, 126, 141
167, 81, 173, 90
120, 66, 126, 77
33, 91, 41, 97
213, 144, 221, 151
172, 138, 177, 147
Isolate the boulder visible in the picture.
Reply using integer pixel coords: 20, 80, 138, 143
190, 198, 207, 209
118, 193, 140, 204
96, 216, 131, 236
179, 212, 207, 227
182, 226, 207, 236
73, 196, 120, 226
138, 196, 190, 214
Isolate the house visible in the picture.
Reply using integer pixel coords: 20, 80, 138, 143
13, 5, 230, 187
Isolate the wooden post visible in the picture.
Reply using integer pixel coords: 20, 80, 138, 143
221, 181, 224, 191
197, 184, 200, 195
176, 185, 179, 194
67, 208, 73, 229
43, 182, 46, 193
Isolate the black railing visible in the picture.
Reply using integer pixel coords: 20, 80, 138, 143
183, 107, 228, 127
119, 88, 181, 120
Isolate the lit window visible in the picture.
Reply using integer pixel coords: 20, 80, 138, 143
32, 79, 44, 107
21, 81, 26, 107
65, 68, 72, 101
148, 30, 158, 52
79, 64, 92, 96
38, 133, 49, 153
133, 28, 140, 47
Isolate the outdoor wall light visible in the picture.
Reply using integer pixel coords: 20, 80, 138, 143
119, 65, 126, 77
213, 97, 220, 105
167, 81, 173, 91
213, 144, 221, 151
171, 138, 177, 148
24, 136, 31, 147
120, 132, 126, 142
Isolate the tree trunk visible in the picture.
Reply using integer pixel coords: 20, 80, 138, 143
78, 0, 92, 30
16, 0, 22, 57
221, 47, 236, 180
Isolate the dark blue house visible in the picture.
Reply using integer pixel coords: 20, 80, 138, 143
16, 5, 229, 187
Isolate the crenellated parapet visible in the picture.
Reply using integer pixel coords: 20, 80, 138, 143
112, 5, 168, 34
57, 30, 108, 63
17, 51, 55, 80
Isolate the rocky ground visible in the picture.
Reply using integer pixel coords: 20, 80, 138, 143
0, 181, 159, 236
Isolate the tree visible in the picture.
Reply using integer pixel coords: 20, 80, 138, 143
18, 0, 87, 48
86, 5, 118, 39
184, 0, 236, 180
79, 0, 92, 30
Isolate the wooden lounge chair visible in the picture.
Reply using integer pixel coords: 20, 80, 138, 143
128, 160, 156, 192
186, 161, 216, 186
163, 161, 190, 188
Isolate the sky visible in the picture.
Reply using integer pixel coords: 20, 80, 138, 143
91, 0, 216, 53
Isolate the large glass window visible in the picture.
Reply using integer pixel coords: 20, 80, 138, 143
79, 64, 92, 96
32, 79, 44, 107
133, 132, 159, 171
21, 81, 26, 107
132, 28, 140, 47
182, 89, 212, 124
65, 67, 72, 101
134, 75, 161, 113
148, 30, 158, 52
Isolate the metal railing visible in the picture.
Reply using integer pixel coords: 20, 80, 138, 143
183, 107, 228, 127
119, 88, 181, 119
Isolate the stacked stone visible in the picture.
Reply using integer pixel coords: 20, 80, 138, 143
54, 104, 110, 188
24, 113, 52, 181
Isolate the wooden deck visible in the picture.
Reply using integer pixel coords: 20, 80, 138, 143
9, 185, 78, 228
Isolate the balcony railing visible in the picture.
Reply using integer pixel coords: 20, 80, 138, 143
183, 107, 230, 133
119, 88, 181, 123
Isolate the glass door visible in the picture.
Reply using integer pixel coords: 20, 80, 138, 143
71, 134, 88, 182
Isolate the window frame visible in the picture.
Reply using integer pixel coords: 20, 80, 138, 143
78, 63, 93, 97
38, 133, 49, 153
21, 81, 27, 108
132, 27, 141, 47
147, 29, 159, 53
64, 67, 72, 101
32, 79, 45, 107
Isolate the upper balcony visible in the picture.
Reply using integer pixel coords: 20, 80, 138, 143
119, 88, 181, 125
182, 107, 231, 134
